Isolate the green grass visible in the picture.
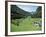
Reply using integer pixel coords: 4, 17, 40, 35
11, 18, 42, 32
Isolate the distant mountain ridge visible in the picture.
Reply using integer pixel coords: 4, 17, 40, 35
11, 5, 31, 19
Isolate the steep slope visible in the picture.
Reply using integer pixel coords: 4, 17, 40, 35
11, 5, 31, 19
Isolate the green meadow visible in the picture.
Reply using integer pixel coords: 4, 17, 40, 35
11, 17, 42, 32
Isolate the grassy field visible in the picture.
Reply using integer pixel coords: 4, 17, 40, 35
11, 17, 42, 32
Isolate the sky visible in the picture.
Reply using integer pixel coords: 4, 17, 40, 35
17, 5, 38, 12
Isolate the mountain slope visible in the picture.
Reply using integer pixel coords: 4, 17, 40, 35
11, 5, 31, 19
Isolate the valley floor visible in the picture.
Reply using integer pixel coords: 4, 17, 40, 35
11, 18, 42, 32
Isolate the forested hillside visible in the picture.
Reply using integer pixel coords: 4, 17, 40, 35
11, 5, 31, 19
